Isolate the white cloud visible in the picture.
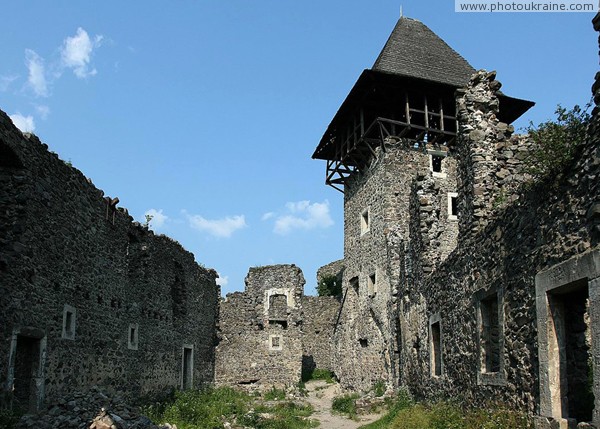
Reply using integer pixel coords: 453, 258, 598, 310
25, 49, 48, 97
216, 274, 229, 287
186, 212, 247, 238
0, 75, 18, 92
35, 104, 50, 120
144, 208, 168, 230
61, 28, 103, 79
261, 212, 275, 221
10, 113, 35, 133
271, 200, 334, 235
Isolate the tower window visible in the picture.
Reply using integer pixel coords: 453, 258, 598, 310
368, 272, 377, 297
448, 193, 458, 220
128, 324, 139, 350
429, 152, 447, 178
429, 314, 442, 377
62, 305, 76, 340
360, 208, 370, 235
269, 335, 283, 351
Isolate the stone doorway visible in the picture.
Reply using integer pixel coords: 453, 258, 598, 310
536, 250, 600, 427
7, 328, 46, 412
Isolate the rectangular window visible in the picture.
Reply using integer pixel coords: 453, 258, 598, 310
360, 208, 370, 235
448, 192, 458, 220
429, 152, 447, 178
480, 296, 500, 373
350, 276, 359, 294
269, 334, 283, 351
429, 315, 442, 377
128, 324, 139, 350
368, 272, 377, 297
476, 288, 506, 386
62, 305, 76, 340
182, 345, 194, 390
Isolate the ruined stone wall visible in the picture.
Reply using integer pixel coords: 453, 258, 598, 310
215, 265, 304, 390
333, 142, 459, 392
399, 66, 600, 418
0, 110, 219, 410
301, 296, 340, 374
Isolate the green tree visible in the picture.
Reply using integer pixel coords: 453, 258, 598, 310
317, 274, 342, 297
523, 103, 591, 179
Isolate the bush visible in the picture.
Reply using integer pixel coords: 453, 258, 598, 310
332, 393, 359, 419
372, 380, 386, 397
317, 274, 342, 297
523, 103, 591, 179
301, 367, 335, 383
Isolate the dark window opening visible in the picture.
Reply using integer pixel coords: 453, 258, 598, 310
350, 277, 359, 293
269, 320, 288, 330
450, 196, 458, 217
480, 295, 500, 373
0, 142, 24, 169
359, 338, 368, 348
431, 321, 442, 377
432, 155, 443, 173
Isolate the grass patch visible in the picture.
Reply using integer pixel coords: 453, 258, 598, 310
301, 367, 336, 383
360, 395, 533, 429
372, 380, 386, 397
264, 387, 286, 401
331, 393, 360, 419
143, 386, 317, 429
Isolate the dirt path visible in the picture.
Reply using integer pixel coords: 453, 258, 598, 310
304, 380, 384, 429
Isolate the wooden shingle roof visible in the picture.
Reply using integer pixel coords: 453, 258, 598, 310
372, 17, 476, 87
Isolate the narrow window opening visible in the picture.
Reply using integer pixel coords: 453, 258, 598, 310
62, 305, 76, 340
368, 272, 377, 297
360, 208, 370, 235
430, 320, 442, 377
182, 346, 194, 389
448, 192, 458, 220
432, 155, 443, 173
350, 276, 359, 294
128, 324, 139, 350
359, 338, 369, 348
480, 295, 500, 373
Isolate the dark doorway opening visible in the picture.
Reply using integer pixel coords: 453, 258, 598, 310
13, 336, 41, 412
182, 347, 193, 390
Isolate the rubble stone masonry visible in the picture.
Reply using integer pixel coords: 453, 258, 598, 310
0, 111, 219, 411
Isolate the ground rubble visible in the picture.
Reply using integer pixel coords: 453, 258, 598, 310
15, 386, 173, 429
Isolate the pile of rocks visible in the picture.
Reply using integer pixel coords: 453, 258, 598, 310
15, 387, 174, 429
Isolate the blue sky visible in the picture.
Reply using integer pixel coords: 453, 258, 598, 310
1, 1, 597, 295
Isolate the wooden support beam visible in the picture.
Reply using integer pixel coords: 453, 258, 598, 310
405, 93, 410, 125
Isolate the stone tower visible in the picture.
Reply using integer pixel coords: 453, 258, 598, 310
312, 17, 532, 391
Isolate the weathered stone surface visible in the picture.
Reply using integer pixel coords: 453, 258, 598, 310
0, 111, 219, 410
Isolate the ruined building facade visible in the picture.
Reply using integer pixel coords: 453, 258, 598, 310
0, 112, 220, 412
313, 16, 600, 428
214, 264, 340, 390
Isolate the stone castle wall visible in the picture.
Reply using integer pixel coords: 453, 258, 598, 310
0, 111, 219, 411
397, 67, 600, 418
302, 296, 339, 374
215, 265, 304, 390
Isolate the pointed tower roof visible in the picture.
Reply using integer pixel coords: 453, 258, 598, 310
372, 17, 476, 87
